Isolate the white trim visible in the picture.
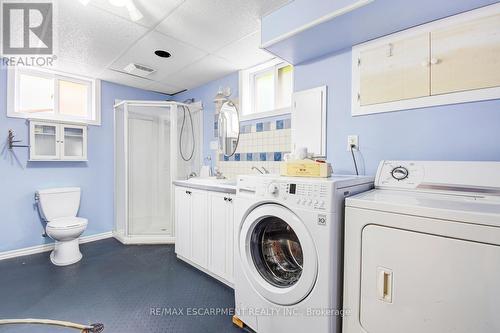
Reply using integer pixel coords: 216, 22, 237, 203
177, 254, 234, 288
351, 2, 500, 116
0, 232, 113, 261
6, 67, 102, 125
113, 232, 175, 245
261, 0, 374, 48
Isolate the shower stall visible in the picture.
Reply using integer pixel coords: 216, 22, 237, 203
113, 101, 202, 244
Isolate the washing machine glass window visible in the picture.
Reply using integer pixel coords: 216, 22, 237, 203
250, 216, 303, 288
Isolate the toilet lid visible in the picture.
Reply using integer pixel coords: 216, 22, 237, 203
47, 217, 88, 229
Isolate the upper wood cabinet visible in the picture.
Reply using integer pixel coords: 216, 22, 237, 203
359, 33, 430, 106
431, 13, 500, 95
352, 4, 500, 116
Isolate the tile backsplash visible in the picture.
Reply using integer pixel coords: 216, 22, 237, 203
215, 116, 292, 179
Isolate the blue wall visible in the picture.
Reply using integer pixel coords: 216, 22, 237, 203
174, 47, 500, 177
0, 64, 168, 253
294, 50, 500, 175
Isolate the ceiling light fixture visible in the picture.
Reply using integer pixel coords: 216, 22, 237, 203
154, 50, 171, 58
82, 0, 143, 22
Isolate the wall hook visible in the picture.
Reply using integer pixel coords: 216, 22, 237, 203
7, 129, 30, 149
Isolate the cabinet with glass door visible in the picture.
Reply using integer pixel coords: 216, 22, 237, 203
29, 121, 87, 161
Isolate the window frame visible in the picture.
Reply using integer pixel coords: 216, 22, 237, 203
7, 67, 101, 125
240, 59, 293, 121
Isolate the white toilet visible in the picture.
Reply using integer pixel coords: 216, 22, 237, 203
36, 187, 88, 266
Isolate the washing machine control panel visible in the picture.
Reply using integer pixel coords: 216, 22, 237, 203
246, 179, 331, 211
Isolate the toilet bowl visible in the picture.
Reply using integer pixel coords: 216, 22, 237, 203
36, 187, 88, 266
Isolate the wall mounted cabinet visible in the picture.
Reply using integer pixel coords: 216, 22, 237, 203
352, 4, 500, 116
174, 185, 234, 286
29, 121, 87, 161
292, 86, 327, 157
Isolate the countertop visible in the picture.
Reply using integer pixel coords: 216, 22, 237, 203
173, 178, 236, 194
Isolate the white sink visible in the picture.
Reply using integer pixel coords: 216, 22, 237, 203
186, 177, 236, 187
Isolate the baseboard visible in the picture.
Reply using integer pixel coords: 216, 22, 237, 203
0, 231, 113, 261
113, 232, 175, 245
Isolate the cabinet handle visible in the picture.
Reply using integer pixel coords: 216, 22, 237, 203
430, 58, 440, 65
186, 191, 192, 195
228, 198, 232, 202
224, 197, 227, 201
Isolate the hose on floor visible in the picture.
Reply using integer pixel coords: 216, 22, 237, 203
0, 319, 104, 332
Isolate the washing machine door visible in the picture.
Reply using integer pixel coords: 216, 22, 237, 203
239, 203, 318, 305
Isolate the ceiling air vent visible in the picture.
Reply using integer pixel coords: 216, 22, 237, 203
123, 63, 155, 76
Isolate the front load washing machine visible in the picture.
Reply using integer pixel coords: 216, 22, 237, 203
234, 174, 373, 333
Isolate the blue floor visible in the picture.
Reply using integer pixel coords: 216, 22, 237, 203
0, 238, 242, 333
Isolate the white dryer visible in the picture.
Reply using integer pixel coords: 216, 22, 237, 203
343, 161, 500, 333
234, 174, 373, 333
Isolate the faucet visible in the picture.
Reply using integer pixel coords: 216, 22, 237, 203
261, 167, 270, 174
214, 167, 225, 179
187, 172, 197, 179
252, 166, 264, 174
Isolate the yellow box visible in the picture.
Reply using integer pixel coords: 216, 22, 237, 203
280, 160, 332, 178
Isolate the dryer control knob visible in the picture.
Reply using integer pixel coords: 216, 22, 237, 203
268, 184, 279, 196
391, 166, 409, 181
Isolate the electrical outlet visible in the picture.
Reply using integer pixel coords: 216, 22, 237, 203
347, 135, 359, 151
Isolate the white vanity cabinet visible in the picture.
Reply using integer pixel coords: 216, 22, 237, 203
174, 185, 235, 286
208, 191, 234, 283
29, 121, 87, 161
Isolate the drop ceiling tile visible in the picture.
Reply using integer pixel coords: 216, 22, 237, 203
51, 57, 104, 78
156, 0, 262, 53
147, 81, 183, 95
109, 30, 207, 81
257, 0, 294, 17
87, 0, 185, 28
164, 55, 238, 90
57, 0, 148, 68
99, 69, 155, 90
216, 30, 274, 69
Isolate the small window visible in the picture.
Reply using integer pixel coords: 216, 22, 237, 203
7, 67, 101, 125
240, 59, 293, 120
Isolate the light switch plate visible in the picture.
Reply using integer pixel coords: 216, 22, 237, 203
347, 135, 359, 151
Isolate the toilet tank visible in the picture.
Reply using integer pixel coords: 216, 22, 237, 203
37, 187, 81, 221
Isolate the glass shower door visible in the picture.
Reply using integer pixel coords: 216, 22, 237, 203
127, 105, 172, 236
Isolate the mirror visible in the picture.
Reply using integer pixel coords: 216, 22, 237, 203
218, 101, 240, 157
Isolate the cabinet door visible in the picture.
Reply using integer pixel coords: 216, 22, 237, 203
190, 189, 209, 268
174, 187, 192, 258
208, 192, 233, 282
29, 122, 60, 160
359, 33, 430, 105
61, 124, 87, 160
292, 86, 326, 157
431, 13, 500, 95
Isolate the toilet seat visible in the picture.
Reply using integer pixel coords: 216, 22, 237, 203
47, 217, 88, 230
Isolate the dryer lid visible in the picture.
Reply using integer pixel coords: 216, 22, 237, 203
347, 189, 500, 227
